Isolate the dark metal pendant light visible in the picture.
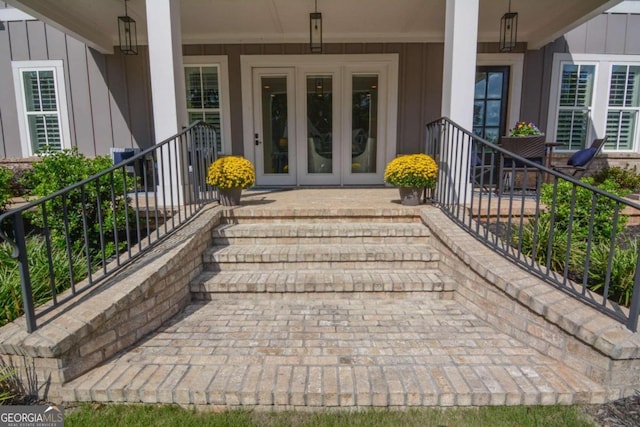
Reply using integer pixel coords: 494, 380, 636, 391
499, 0, 518, 52
118, 0, 138, 55
310, 0, 323, 53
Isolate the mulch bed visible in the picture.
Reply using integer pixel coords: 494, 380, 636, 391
583, 393, 640, 427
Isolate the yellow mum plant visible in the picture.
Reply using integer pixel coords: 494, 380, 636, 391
206, 156, 255, 190
384, 153, 438, 189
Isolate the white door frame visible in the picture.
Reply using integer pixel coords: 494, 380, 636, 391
241, 54, 399, 186
252, 67, 297, 186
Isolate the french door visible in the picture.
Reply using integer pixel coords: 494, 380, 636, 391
251, 60, 390, 186
473, 66, 510, 143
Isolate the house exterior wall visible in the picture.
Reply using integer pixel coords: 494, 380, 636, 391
521, 12, 640, 171
1, 33, 446, 161
521, 13, 640, 132
184, 42, 445, 157
0, 14, 154, 159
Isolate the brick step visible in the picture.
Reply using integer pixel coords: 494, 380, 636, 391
212, 222, 431, 244
220, 208, 421, 224
202, 244, 440, 271
191, 269, 456, 296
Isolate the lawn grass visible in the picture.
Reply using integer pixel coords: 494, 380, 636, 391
64, 403, 597, 427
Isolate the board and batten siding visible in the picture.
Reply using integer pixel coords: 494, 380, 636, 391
0, 17, 153, 158
184, 42, 444, 156
520, 13, 640, 134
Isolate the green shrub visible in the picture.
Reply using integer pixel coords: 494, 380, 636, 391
0, 166, 12, 212
592, 165, 640, 193
588, 237, 638, 306
539, 178, 629, 244
512, 215, 584, 274
0, 236, 89, 327
516, 177, 635, 306
21, 148, 135, 258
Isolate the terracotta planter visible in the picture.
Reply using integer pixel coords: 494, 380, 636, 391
218, 187, 242, 206
398, 187, 421, 206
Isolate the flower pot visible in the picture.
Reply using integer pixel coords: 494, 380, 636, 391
500, 135, 546, 159
218, 187, 242, 206
398, 187, 421, 206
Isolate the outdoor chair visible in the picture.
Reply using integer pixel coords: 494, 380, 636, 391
552, 137, 607, 178
470, 146, 498, 191
497, 135, 546, 194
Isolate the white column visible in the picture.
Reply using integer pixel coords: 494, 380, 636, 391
441, 0, 479, 202
146, 0, 189, 205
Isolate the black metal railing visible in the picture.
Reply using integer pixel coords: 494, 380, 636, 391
0, 121, 218, 332
425, 117, 640, 331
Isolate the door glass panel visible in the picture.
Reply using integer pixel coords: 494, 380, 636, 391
352, 75, 378, 173
486, 100, 501, 126
473, 67, 509, 143
307, 75, 333, 173
487, 72, 503, 99
261, 77, 289, 174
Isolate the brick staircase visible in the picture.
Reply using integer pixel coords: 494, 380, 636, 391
59, 202, 609, 407
191, 211, 456, 298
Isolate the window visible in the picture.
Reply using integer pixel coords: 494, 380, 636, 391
549, 54, 640, 152
606, 65, 640, 150
183, 56, 231, 154
556, 64, 595, 150
12, 61, 70, 156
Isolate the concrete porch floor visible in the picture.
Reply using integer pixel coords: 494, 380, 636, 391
56, 188, 626, 407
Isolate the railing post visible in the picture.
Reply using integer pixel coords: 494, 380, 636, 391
13, 215, 37, 332
626, 252, 640, 332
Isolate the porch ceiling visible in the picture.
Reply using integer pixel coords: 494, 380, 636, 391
5, 0, 623, 54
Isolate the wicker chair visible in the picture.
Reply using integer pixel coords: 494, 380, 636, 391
498, 135, 546, 194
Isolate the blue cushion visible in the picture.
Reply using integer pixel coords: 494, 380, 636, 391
567, 147, 597, 167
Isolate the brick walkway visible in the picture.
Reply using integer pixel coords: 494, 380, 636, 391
59, 188, 608, 407
63, 292, 603, 406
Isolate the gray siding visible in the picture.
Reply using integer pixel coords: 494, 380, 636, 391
522, 13, 640, 131
0, 18, 153, 158
565, 13, 640, 55
184, 42, 445, 155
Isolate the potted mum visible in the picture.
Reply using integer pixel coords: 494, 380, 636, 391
206, 156, 255, 206
384, 153, 438, 206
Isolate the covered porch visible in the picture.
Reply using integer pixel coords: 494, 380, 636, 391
5, 0, 622, 189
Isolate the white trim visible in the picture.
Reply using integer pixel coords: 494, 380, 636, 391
183, 56, 232, 155
476, 53, 524, 130
240, 54, 399, 186
0, 8, 35, 21
11, 60, 71, 156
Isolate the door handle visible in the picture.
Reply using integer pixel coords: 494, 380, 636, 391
255, 133, 262, 146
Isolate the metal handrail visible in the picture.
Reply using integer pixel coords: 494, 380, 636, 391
425, 117, 640, 331
0, 121, 218, 332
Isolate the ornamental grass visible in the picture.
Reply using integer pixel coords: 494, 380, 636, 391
206, 156, 255, 190
384, 153, 438, 189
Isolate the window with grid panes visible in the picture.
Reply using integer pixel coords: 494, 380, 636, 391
20, 69, 63, 153
556, 64, 595, 150
185, 65, 223, 153
606, 65, 640, 150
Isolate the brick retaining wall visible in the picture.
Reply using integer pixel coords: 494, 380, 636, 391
422, 209, 640, 400
0, 206, 221, 401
